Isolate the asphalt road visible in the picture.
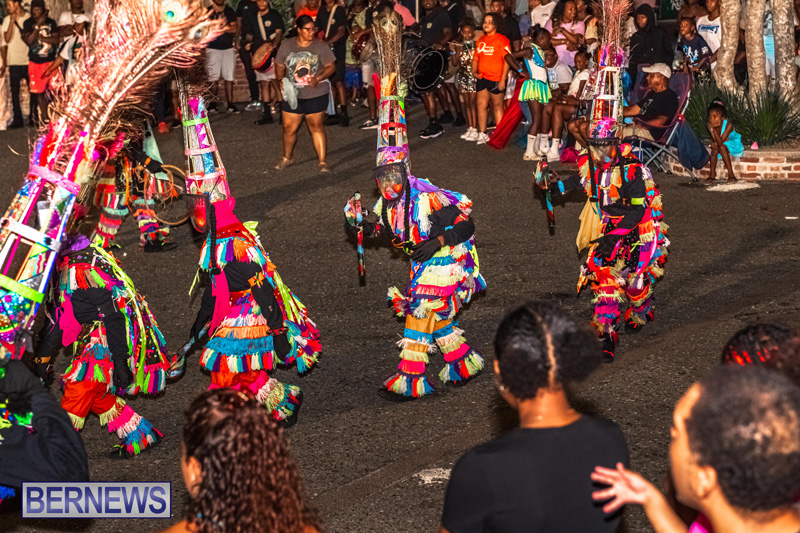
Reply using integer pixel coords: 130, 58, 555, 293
2, 100, 800, 533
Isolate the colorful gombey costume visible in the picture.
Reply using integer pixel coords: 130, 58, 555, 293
345, 10, 485, 400
179, 87, 320, 426
36, 237, 168, 458
549, 143, 668, 358
190, 200, 321, 424
542, 0, 667, 359
373, 173, 486, 397
92, 125, 176, 252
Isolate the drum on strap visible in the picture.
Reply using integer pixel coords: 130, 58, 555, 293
403, 35, 446, 93
252, 43, 277, 73
352, 32, 376, 62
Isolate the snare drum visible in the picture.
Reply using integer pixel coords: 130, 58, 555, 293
352, 32, 373, 61
403, 36, 446, 93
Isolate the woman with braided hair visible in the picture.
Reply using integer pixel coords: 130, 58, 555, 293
162, 388, 321, 533
440, 302, 629, 532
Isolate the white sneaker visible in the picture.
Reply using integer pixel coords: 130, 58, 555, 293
523, 135, 541, 160
546, 146, 561, 162
476, 132, 490, 144
460, 127, 475, 139
538, 135, 551, 154
465, 129, 479, 141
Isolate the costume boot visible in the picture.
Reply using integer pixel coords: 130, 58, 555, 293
600, 333, 616, 363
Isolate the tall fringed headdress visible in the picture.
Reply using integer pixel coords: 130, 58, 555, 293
588, 0, 631, 143
373, 10, 409, 170
176, 75, 231, 233
0, 0, 219, 357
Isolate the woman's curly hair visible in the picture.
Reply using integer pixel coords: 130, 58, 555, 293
183, 389, 321, 533
721, 323, 800, 387
494, 301, 602, 399
550, 0, 576, 26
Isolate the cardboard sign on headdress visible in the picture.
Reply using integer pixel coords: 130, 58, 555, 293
588, 0, 631, 143
373, 10, 409, 169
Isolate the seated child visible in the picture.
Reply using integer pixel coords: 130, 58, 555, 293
705, 98, 742, 185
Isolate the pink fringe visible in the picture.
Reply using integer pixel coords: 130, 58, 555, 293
414, 285, 457, 297
443, 343, 469, 363
107, 405, 135, 432
399, 360, 426, 374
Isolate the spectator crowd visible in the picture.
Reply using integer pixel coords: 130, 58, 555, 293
0, 0, 794, 174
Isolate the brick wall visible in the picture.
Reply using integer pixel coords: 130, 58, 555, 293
666, 148, 800, 182
232, 54, 253, 104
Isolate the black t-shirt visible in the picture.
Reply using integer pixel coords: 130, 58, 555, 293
497, 13, 521, 43
421, 9, 452, 45
243, 8, 285, 47
445, 1, 466, 29
22, 17, 58, 63
208, 6, 237, 50
680, 33, 711, 67
637, 88, 679, 129
316, 3, 348, 48
441, 416, 629, 533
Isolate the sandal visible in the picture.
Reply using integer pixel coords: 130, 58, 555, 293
275, 157, 295, 171
318, 162, 330, 173
702, 177, 716, 187
727, 176, 738, 183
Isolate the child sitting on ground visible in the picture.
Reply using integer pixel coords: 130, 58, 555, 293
705, 98, 742, 185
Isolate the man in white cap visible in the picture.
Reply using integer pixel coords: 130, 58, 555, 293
621, 63, 679, 140
568, 62, 679, 146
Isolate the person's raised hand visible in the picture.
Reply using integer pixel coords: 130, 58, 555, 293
591, 463, 656, 513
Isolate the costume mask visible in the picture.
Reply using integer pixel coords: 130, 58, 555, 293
375, 163, 407, 202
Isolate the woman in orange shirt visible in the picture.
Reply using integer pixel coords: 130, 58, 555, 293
471, 13, 510, 144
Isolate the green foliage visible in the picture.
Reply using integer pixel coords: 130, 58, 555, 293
686, 80, 800, 147
685, 79, 721, 141
726, 88, 800, 147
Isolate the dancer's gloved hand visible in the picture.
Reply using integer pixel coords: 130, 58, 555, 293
411, 237, 443, 262
591, 234, 619, 260
144, 157, 164, 175
273, 331, 292, 359
0, 359, 46, 400
32, 358, 53, 386
113, 358, 133, 392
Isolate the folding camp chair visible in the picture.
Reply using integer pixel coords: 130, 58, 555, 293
623, 68, 692, 173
